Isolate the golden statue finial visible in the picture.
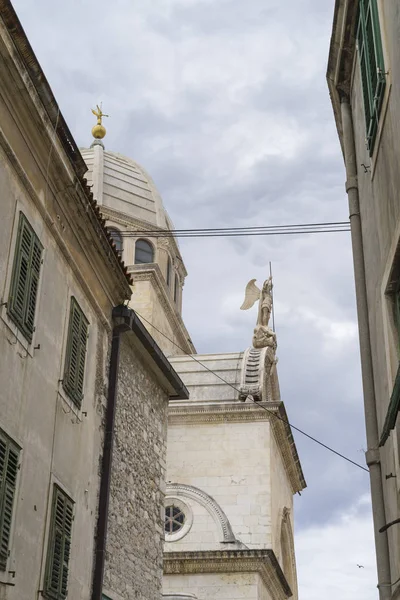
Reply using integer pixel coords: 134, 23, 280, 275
91, 104, 109, 140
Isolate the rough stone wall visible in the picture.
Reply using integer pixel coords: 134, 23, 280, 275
104, 336, 169, 600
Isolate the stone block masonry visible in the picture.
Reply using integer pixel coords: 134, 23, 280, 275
103, 336, 169, 600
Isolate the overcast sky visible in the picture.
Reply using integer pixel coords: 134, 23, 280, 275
12, 0, 377, 597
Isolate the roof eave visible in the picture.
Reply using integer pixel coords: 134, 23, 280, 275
112, 305, 189, 400
326, 0, 359, 156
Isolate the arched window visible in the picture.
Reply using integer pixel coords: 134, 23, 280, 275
108, 227, 123, 255
174, 274, 179, 304
166, 256, 172, 287
135, 239, 154, 264
280, 509, 297, 597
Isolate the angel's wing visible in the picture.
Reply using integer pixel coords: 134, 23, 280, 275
240, 279, 261, 310
92, 108, 98, 117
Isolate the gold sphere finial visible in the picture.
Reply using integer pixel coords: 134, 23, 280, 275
91, 104, 109, 140
92, 123, 107, 139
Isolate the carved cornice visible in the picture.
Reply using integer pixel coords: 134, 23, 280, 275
168, 402, 306, 494
168, 401, 278, 424
129, 264, 195, 354
270, 404, 306, 494
166, 483, 236, 543
163, 549, 292, 600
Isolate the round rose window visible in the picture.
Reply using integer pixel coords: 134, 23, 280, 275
165, 505, 185, 534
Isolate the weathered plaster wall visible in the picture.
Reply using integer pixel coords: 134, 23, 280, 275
348, 0, 400, 585
0, 136, 109, 599
103, 336, 169, 600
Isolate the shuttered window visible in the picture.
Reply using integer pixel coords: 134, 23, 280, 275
62, 298, 89, 408
44, 486, 74, 600
7, 212, 43, 342
0, 432, 19, 571
357, 0, 386, 155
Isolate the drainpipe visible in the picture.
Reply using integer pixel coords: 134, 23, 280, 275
91, 320, 128, 600
340, 96, 391, 599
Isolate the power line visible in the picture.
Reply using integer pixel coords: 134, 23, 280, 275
119, 220, 350, 232
115, 220, 351, 238
134, 309, 369, 474
120, 230, 350, 238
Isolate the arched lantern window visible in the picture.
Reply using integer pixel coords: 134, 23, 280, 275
135, 239, 154, 264
108, 227, 123, 255
166, 256, 172, 287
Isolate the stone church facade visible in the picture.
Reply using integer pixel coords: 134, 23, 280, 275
0, 2, 305, 600
163, 347, 305, 600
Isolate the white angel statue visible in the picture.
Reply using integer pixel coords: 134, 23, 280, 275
240, 277, 276, 349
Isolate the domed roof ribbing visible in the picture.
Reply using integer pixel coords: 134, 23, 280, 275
80, 146, 173, 230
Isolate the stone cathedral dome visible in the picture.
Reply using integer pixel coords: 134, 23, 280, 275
80, 145, 174, 231
80, 136, 195, 356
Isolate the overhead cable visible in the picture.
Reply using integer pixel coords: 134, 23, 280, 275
133, 309, 369, 474
115, 220, 351, 238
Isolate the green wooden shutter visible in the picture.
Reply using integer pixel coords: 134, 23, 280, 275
45, 486, 73, 600
8, 213, 43, 342
380, 289, 400, 445
62, 298, 89, 408
0, 433, 20, 571
357, 0, 386, 155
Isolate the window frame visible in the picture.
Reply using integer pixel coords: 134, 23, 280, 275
356, 0, 386, 156
0, 430, 20, 571
164, 497, 193, 542
7, 212, 43, 343
44, 485, 74, 600
62, 297, 89, 409
135, 239, 154, 265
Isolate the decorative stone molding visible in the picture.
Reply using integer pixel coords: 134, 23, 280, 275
163, 549, 292, 600
239, 346, 279, 403
100, 207, 187, 277
168, 401, 276, 424
157, 237, 171, 250
279, 508, 298, 600
269, 404, 306, 494
166, 483, 237, 543
168, 402, 306, 494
